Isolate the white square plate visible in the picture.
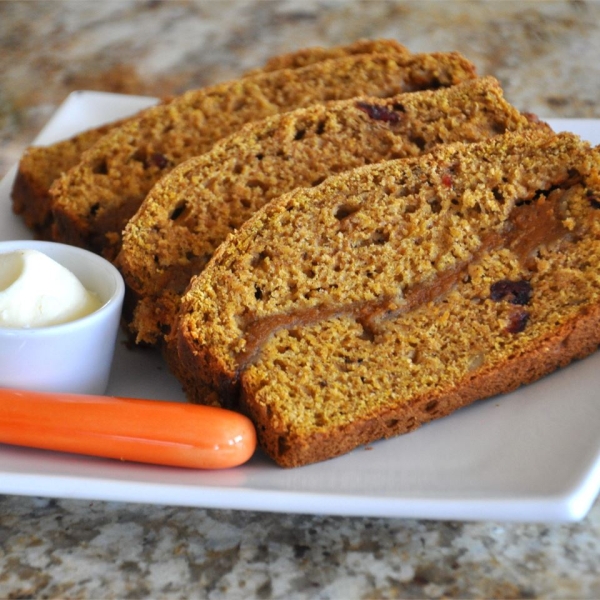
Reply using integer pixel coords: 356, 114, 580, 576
1, 92, 599, 522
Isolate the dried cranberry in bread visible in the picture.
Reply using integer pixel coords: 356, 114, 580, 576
118, 77, 547, 349
12, 38, 408, 240
49, 51, 477, 260
177, 130, 600, 467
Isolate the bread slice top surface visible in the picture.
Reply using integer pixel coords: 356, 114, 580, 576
177, 129, 600, 388
118, 76, 546, 345
49, 50, 477, 260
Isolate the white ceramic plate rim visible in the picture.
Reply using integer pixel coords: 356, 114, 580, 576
1, 91, 599, 522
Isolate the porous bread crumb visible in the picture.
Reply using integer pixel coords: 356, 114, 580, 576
118, 76, 547, 349
49, 50, 476, 260
244, 38, 409, 74
11, 123, 120, 238
11, 39, 408, 241
176, 130, 600, 467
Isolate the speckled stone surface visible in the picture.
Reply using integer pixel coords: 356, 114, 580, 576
1, 496, 600, 599
1, 1, 600, 598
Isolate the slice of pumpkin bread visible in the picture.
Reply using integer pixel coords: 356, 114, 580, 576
11, 39, 408, 241
176, 130, 600, 467
246, 38, 410, 75
11, 121, 124, 239
245, 38, 409, 73
118, 77, 547, 349
49, 51, 477, 261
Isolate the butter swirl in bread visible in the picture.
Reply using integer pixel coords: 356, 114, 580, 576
176, 130, 600, 467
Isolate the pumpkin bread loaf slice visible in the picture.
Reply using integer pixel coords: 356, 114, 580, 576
11, 121, 125, 239
176, 130, 600, 467
49, 51, 477, 261
11, 39, 408, 240
118, 77, 547, 351
245, 38, 409, 73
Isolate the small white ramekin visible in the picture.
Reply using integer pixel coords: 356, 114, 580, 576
0, 240, 125, 394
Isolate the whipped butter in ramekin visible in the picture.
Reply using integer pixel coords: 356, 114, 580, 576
0, 249, 101, 328
0, 241, 124, 394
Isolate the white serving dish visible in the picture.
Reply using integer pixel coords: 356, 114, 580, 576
0, 240, 125, 395
0, 91, 599, 522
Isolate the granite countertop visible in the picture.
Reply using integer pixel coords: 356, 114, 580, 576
1, 1, 600, 598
